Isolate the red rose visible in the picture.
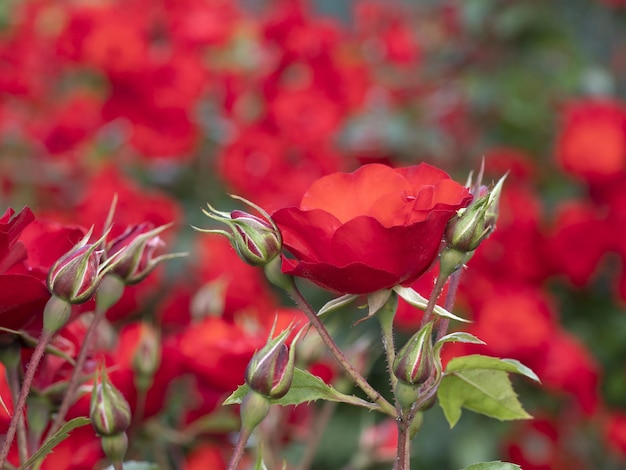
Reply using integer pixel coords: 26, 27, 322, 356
272, 163, 472, 294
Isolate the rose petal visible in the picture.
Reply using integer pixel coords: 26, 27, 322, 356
300, 164, 412, 223
272, 207, 342, 262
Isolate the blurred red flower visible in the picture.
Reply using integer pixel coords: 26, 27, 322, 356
545, 200, 611, 287
605, 411, 626, 456
174, 317, 264, 393
183, 443, 228, 470
273, 163, 471, 294
556, 99, 626, 182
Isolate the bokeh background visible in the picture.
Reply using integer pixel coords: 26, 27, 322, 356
2, 0, 626, 468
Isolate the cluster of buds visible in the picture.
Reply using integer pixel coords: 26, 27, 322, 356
194, 195, 282, 267
46, 215, 185, 330
90, 364, 132, 466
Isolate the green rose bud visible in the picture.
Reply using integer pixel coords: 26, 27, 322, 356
444, 174, 506, 253
245, 325, 301, 400
90, 365, 132, 437
47, 228, 105, 304
194, 195, 282, 267
392, 322, 435, 386
105, 222, 186, 285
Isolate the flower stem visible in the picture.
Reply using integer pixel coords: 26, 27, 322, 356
286, 282, 397, 418
436, 269, 463, 341
419, 271, 449, 329
45, 305, 107, 438
6, 361, 28, 464
377, 296, 399, 394
394, 414, 411, 470
0, 329, 54, 470
46, 276, 123, 439
227, 428, 251, 470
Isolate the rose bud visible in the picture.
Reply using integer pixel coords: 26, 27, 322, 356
194, 195, 282, 267
444, 173, 506, 254
245, 324, 302, 400
106, 222, 186, 285
131, 323, 161, 392
392, 321, 435, 387
90, 364, 132, 437
47, 228, 107, 304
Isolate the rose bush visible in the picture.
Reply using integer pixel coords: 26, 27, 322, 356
272, 163, 472, 294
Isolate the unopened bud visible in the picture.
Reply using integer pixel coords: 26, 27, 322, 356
444, 174, 506, 253
90, 365, 132, 437
47, 228, 105, 304
392, 322, 435, 386
106, 222, 186, 285
132, 323, 161, 392
194, 195, 282, 267
245, 325, 301, 400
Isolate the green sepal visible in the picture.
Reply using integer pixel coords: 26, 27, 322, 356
393, 286, 470, 323
317, 294, 358, 318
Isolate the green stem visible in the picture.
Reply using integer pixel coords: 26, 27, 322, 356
46, 276, 123, 439
227, 427, 251, 470
5, 362, 28, 464
377, 297, 399, 394
0, 329, 54, 470
435, 269, 463, 342
286, 282, 397, 418
45, 305, 107, 438
419, 271, 449, 329
394, 413, 411, 470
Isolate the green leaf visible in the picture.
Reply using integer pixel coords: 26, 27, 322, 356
393, 286, 470, 323
317, 294, 358, 318
223, 368, 377, 410
437, 369, 531, 427
446, 354, 540, 383
18, 417, 91, 470
461, 461, 522, 470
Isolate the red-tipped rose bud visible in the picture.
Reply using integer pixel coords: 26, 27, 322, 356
392, 322, 435, 386
444, 174, 506, 253
90, 364, 132, 437
106, 222, 186, 285
194, 195, 282, 267
245, 325, 301, 400
47, 228, 105, 304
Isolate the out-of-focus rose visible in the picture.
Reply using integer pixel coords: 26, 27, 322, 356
272, 163, 472, 294
555, 99, 626, 182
